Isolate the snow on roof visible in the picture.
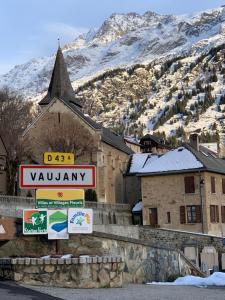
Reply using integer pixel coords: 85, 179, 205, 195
200, 143, 218, 154
129, 153, 150, 173
132, 201, 143, 212
139, 147, 203, 174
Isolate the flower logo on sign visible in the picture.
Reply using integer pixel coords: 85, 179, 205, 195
76, 217, 84, 226
57, 192, 63, 198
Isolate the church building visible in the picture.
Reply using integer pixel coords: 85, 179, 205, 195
22, 47, 133, 203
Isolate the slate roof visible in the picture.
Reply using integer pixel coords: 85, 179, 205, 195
140, 134, 164, 145
39, 47, 82, 108
62, 100, 133, 155
137, 143, 225, 176
186, 144, 225, 175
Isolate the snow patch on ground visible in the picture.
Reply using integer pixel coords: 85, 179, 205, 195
147, 272, 225, 286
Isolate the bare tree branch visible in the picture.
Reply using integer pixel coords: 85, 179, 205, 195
41, 114, 99, 161
0, 88, 36, 194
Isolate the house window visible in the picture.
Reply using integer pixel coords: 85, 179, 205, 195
180, 206, 186, 224
221, 206, 225, 223
211, 176, 216, 193
210, 205, 219, 223
167, 212, 171, 223
222, 179, 225, 194
186, 205, 202, 223
184, 176, 195, 193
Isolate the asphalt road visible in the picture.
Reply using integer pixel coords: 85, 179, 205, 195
22, 283, 225, 300
0, 281, 61, 300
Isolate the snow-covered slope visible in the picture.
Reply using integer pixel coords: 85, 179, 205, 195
1, 6, 225, 138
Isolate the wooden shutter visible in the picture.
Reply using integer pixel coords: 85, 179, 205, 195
216, 205, 219, 222
167, 212, 171, 223
222, 179, 225, 194
211, 177, 216, 193
196, 205, 202, 223
184, 176, 195, 193
210, 205, 215, 222
180, 206, 186, 224
221, 206, 225, 223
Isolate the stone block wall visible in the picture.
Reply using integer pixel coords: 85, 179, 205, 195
0, 232, 203, 283
139, 227, 225, 269
0, 256, 124, 288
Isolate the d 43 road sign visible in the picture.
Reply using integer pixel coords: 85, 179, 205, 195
44, 152, 74, 165
20, 165, 96, 189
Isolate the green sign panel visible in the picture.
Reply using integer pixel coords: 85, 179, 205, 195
36, 189, 84, 208
23, 209, 47, 234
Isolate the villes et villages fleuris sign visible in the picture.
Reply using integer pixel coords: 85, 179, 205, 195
36, 189, 84, 208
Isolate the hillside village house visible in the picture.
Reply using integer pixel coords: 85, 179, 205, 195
0, 136, 7, 194
140, 134, 169, 154
131, 134, 225, 237
22, 47, 133, 203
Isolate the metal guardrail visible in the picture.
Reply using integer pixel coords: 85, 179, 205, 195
0, 195, 131, 220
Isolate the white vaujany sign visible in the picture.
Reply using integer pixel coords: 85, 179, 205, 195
20, 165, 96, 189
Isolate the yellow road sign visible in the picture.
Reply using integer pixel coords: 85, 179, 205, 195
44, 152, 74, 165
36, 189, 84, 208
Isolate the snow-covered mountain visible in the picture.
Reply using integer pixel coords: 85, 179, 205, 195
1, 6, 225, 138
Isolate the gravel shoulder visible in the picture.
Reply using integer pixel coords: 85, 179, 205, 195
21, 283, 225, 300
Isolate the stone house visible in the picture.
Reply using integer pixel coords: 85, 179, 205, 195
139, 134, 169, 154
0, 136, 7, 194
137, 135, 225, 237
124, 137, 141, 153
22, 47, 133, 203
126, 134, 225, 236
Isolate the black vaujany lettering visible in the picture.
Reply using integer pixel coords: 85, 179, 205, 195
80, 173, 85, 181
30, 171, 86, 182
30, 173, 36, 181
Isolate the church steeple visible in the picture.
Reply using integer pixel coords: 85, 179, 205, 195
39, 47, 82, 108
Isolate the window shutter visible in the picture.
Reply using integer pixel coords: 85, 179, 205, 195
167, 212, 171, 223
216, 206, 219, 222
222, 179, 225, 194
180, 206, 186, 224
184, 176, 195, 193
211, 177, 216, 193
222, 206, 225, 223
210, 205, 214, 222
196, 205, 202, 223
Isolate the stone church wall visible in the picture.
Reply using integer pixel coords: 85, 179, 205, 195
22, 100, 131, 204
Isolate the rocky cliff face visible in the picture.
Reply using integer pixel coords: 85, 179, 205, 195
1, 6, 225, 138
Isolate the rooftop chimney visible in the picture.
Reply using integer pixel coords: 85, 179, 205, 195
189, 133, 199, 151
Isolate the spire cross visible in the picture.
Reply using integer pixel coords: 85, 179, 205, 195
58, 38, 60, 48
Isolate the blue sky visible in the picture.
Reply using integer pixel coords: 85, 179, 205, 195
0, 0, 224, 74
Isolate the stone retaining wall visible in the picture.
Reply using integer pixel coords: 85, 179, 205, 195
139, 227, 225, 266
0, 232, 204, 283
0, 256, 124, 288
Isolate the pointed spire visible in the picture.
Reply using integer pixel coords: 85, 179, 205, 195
39, 47, 82, 108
